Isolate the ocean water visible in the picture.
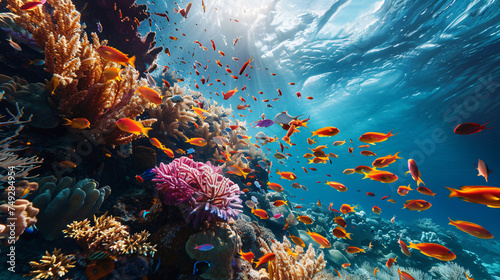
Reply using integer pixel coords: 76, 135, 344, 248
1, 0, 500, 279
147, 0, 500, 228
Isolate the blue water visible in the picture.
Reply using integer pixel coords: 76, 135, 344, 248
144, 0, 500, 234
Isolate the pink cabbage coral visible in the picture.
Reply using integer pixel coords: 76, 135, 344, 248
152, 157, 242, 224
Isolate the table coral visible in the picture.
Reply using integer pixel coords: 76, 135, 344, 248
153, 157, 243, 225
6, 0, 156, 146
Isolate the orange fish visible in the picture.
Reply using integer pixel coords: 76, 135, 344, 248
116, 118, 151, 137
325, 181, 347, 192
251, 208, 269, 219
448, 218, 493, 239
289, 234, 306, 247
341, 263, 351, 269
334, 216, 347, 227
239, 57, 253, 75
343, 168, 355, 175
149, 137, 164, 149
361, 150, 377, 156
103, 67, 122, 81
185, 137, 207, 147
306, 229, 331, 248
311, 126, 340, 137
222, 87, 239, 100
446, 186, 500, 207
354, 165, 376, 174
137, 86, 163, 105
359, 145, 370, 148
332, 226, 352, 240
406, 159, 425, 186
465, 272, 475, 280
374, 267, 380, 276
399, 236, 411, 257
239, 249, 254, 263
372, 205, 381, 214
62, 118, 90, 129
267, 182, 284, 192
333, 140, 346, 146
398, 268, 415, 280
372, 152, 403, 168
403, 199, 432, 211
59, 161, 77, 168
254, 252, 275, 268
359, 130, 397, 145
162, 147, 175, 158
476, 159, 492, 182
96, 46, 136, 68
276, 169, 297, 180
408, 242, 456, 261
273, 200, 287, 207
297, 215, 313, 224
362, 170, 398, 183
340, 204, 356, 214
397, 184, 413, 196
417, 186, 436, 196
346, 246, 365, 254
386, 257, 397, 269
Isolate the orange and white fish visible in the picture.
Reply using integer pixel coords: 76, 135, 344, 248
96, 46, 135, 68
62, 118, 90, 129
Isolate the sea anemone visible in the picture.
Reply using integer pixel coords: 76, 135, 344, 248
152, 156, 242, 224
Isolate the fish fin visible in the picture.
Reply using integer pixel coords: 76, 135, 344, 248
361, 172, 369, 180
128, 56, 136, 68
346, 233, 352, 240
394, 151, 403, 159
386, 130, 398, 137
404, 171, 410, 175
142, 127, 152, 138
482, 121, 494, 129
445, 187, 459, 198
62, 118, 71, 125
487, 205, 500, 208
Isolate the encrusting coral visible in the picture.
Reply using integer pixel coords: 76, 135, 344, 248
63, 212, 156, 257
6, 0, 156, 146
25, 248, 76, 280
258, 237, 330, 280
153, 157, 243, 225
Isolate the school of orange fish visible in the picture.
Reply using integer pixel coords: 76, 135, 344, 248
54, 2, 497, 278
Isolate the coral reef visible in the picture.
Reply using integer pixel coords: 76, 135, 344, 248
0, 94, 42, 181
185, 222, 238, 280
6, 0, 156, 146
30, 176, 111, 240
63, 212, 156, 257
25, 248, 76, 280
153, 157, 243, 225
0, 199, 39, 246
259, 236, 330, 280
0, 74, 59, 129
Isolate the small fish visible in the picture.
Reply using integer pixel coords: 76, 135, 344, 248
239, 249, 254, 263
116, 118, 152, 137
306, 229, 331, 248
359, 130, 397, 145
372, 206, 381, 214
398, 268, 416, 280
417, 186, 436, 196
194, 244, 215, 251
360, 150, 377, 156
476, 159, 492, 182
193, 258, 214, 275
311, 126, 339, 137
187, 148, 195, 154
407, 242, 456, 261
50, 75, 60, 95
62, 118, 90, 129
346, 246, 365, 254
273, 213, 282, 219
59, 160, 77, 168
139, 210, 150, 221
251, 208, 269, 219
103, 67, 122, 81
28, 59, 45, 66
454, 122, 493, 135
97, 21, 103, 32
96, 46, 135, 68
297, 215, 313, 224
185, 137, 207, 147
20, 0, 45, 10
222, 87, 239, 100
254, 253, 276, 268
403, 199, 432, 211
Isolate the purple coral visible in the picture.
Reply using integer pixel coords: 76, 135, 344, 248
152, 157, 242, 224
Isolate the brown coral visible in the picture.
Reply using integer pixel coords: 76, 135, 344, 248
25, 248, 75, 280
63, 213, 156, 257
0, 199, 39, 246
6, 0, 156, 146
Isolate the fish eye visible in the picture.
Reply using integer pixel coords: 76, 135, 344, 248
448, 251, 452, 254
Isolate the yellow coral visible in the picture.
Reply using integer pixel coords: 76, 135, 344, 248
25, 248, 75, 280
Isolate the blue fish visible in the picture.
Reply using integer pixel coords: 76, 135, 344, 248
187, 148, 195, 154
193, 257, 214, 275
254, 181, 261, 189
21, 224, 38, 240
194, 244, 214, 251
150, 257, 161, 274
170, 95, 184, 103
136, 168, 156, 182
254, 119, 274, 128
225, 127, 232, 133
97, 21, 103, 33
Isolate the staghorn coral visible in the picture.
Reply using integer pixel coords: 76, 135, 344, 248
63, 212, 156, 257
152, 157, 243, 225
6, 0, 155, 146
0, 94, 43, 181
25, 248, 76, 280
0, 199, 39, 246
259, 236, 330, 280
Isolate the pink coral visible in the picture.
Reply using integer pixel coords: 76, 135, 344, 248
152, 157, 242, 224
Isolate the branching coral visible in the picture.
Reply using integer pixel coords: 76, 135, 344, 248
0, 93, 42, 181
6, 0, 156, 146
63, 212, 156, 257
25, 248, 75, 280
259, 237, 329, 280
152, 157, 243, 225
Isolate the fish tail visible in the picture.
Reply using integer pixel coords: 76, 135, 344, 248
142, 127, 152, 138
402, 203, 407, 209
417, 177, 424, 186
361, 248, 366, 253
446, 187, 459, 198
387, 130, 398, 137
311, 131, 317, 137
62, 118, 71, 126
394, 151, 403, 159
448, 217, 455, 225
276, 169, 281, 175
362, 172, 369, 180
404, 171, 410, 175
129, 56, 136, 68
346, 233, 352, 240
